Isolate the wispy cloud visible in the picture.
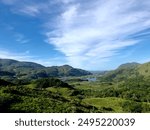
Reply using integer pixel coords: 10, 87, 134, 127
1, 0, 47, 17
0, 49, 66, 67
17, 4, 40, 16
46, 0, 150, 69
1, 0, 150, 69
15, 33, 29, 44
0, 49, 32, 61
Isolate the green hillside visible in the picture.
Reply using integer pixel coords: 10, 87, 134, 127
138, 62, 150, 77
0, 60, 150, 113
0, 59, 92, 80
99, 62, 150, 82
0, 78, 99, 113
101, 62, 141, 81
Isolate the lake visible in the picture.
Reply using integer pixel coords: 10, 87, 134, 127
86, 77, 97, 82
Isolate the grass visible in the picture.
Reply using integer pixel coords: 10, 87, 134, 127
83, 97, 127, 112
74, 81, 113, 90
46, 87, 73, 97
25, 83, 36, 89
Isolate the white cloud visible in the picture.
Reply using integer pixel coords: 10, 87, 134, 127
46, 0, 150, 69
1, 0, 150, 69
1, 0, 49, 17
15, 34, 30, 44
0, 49, 32, 61
34, 57, 67, 67
17, 4, 40, 16
0, 49, 66, 67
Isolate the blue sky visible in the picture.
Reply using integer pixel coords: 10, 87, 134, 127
0, 0, 150, 70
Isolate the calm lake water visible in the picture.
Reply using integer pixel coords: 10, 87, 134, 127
86, 77, 97, 82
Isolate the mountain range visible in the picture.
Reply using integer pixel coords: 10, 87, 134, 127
0, 59, 150, 113
0, 58, 150, 82
0, 59, 91, 81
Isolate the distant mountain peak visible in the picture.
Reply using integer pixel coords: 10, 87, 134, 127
118, 62, 140, 69
0, 58, 44, 68
60, 65, 73, 68
101, 61, 150, 82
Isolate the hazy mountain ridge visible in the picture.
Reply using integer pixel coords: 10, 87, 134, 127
0, 59, 92, 80
101, 62, 150, 81
1, 58, 150, 82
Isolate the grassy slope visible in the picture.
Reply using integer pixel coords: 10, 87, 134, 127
83, 97, 125, 112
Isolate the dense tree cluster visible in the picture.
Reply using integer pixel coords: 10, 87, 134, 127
35, 78, 72, 89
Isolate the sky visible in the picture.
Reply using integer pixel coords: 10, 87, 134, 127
0, 0, 150, 70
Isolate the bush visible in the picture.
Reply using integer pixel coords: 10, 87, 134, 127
122, 101, 143, 113
35, 78, 72, 89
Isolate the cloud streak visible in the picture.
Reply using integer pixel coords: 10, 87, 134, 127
0, 49, 65, 67
45, 0, 150, 69
17, 4, 40, 16
15, 33, 29, 44
1, 0, 150, 69
0, 49, 32, 61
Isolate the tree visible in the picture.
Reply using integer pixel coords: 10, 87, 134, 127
35, 78, 71, 89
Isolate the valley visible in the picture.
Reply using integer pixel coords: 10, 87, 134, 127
0, 59, 150, 113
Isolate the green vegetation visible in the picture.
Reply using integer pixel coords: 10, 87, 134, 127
83, 97, 125, 112
35, 78, 72, 89
0, 59, 91, 81
0, 59, 150, 113
0, 78, 100, 113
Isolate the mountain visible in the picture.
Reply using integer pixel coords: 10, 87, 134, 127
90, 70, 108, 75
137, 62, 150, 77
45, 65, 92, 77
118, 62, 140, 69
100, 62, 150, 81
0, 59, 92, 81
